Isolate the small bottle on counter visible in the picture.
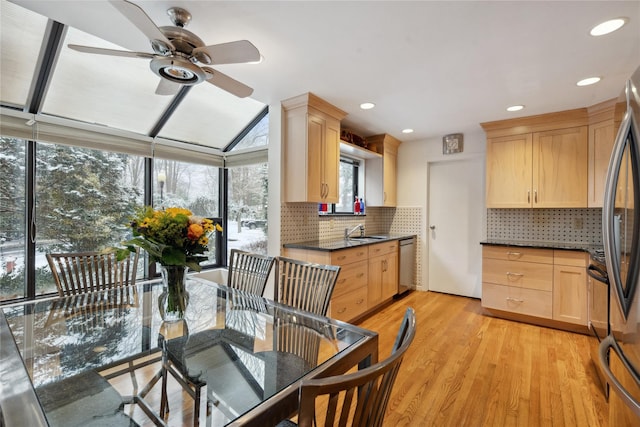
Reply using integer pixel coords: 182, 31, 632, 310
359, 198, 365, 215
354, 196, 361, 214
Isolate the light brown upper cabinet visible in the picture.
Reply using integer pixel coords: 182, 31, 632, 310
482, 109, 589, 208
282, 93, 347, 203
365, 134, 401, 207
587, 99, 616, 207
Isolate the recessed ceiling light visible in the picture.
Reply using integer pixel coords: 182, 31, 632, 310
402, 128, 414, 134
506, 105, 524, 112
360, 102, 375, 110
590, 18, 628, 36
577, 77, 601, 86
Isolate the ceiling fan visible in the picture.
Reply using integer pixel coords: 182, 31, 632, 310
68, 0, 260, 97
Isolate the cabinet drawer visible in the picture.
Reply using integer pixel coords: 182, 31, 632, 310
333, 260, 368, 298
368, 241, 398, 257
554, 250, 587, 267
482, 283, 552, 319
330, 246, 369, 265
331, 286, 368, 322
482, 258, 553, 291
482, 246, 553, 263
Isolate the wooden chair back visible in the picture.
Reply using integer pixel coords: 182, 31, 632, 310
46, 248, 140, 297
293, 307, 416, 427
274, 257, 341, 316
227, 249, 276, 296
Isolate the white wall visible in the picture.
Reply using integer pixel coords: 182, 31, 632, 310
396, 128, 486, 291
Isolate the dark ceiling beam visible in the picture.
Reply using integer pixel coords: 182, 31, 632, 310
148, 85, 192, 138
26, 20, 67, 115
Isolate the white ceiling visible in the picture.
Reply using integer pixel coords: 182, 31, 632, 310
8, 0, 640, 145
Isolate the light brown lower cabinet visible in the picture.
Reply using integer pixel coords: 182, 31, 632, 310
482, 245, 588, 328
282, 241, 399, 323
368, 253, 398, 307
482, 246, 554, 319
331, 259, 369, 322
552, 250, 588, 325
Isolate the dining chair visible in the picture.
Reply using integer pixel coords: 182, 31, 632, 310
277, 307, 417, 427
227, 249, 276, 296
46, 248, 140, 297
275, 256, 341, 316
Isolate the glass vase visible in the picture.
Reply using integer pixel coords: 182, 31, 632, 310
158, 265, 189, 322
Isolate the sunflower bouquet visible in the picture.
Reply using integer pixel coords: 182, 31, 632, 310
118, 206, 222, 272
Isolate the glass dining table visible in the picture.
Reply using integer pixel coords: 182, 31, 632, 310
0, 278, 379, 427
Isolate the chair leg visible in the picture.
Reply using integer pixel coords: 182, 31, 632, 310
160, 363, 169, 418
193, 385, 201, 427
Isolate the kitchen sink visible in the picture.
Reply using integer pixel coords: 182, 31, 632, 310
348, 235, 387, 240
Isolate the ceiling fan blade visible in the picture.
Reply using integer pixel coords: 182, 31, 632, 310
68, 44, 154, 59
193, 40, 260, 65
155, 79, 181, 96
109, 0, 175, 52
202, 67, 254, 98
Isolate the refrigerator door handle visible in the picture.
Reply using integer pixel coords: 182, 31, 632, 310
599, 335, 640, 418
603, 103, 640, 319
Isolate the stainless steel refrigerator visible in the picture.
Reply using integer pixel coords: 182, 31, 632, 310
599, 65, 640, 425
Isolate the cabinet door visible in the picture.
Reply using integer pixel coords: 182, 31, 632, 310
381, 252, 398, 299
553, 264, 587, 325
382, 146, 397, 206
533, 126, 588, 207
368, 255, 383, 306
486, 133, 533, 207
306, 114, 325, 202
324, 118, 340, 203
588, 120, 615, 207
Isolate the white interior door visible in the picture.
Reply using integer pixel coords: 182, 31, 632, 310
428, 157, 484, 298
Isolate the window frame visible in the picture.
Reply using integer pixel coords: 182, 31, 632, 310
325, 156, 360, 215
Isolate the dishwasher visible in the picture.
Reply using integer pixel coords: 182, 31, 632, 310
398, 236, 415, 294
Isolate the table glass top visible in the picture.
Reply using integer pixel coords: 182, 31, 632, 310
1, 279, 374, 426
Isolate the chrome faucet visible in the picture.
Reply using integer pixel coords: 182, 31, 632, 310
345, 224, 365, 239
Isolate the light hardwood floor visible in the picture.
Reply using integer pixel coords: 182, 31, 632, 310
113, 290, 609, 426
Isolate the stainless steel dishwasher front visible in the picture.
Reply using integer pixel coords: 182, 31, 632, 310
398, 237, 415, 294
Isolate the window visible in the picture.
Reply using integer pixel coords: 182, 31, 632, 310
0, 137, 26, 300
320, 157, 360, 214
35, 142, 144, 296
0, 137, 226, 302
153, 158, 221, 267
227, 163, 268, 257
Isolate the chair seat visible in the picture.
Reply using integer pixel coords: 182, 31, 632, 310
36, 369, 137, 427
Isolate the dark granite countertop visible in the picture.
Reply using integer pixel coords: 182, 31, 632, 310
284, 234, 416, 252
480, 239, 604, 257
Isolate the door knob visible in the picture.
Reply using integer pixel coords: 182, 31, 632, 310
430, 225, 436, 230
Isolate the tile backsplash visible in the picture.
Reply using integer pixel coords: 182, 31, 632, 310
280, 203, 423, 289
487, 208, 603, 244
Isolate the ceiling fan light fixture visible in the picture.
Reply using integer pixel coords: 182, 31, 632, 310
150, 56, 206, 85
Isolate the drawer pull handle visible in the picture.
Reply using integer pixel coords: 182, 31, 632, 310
356, 273, 364, 278
356, 299, 365, 305
338, 278, 346, 284
358, 252, 365, 256
507, 251, 522, 257
337, 255, 346, 261
506, 297, 524, 303
506, 272, 523, 278
337, 307, 347, 314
